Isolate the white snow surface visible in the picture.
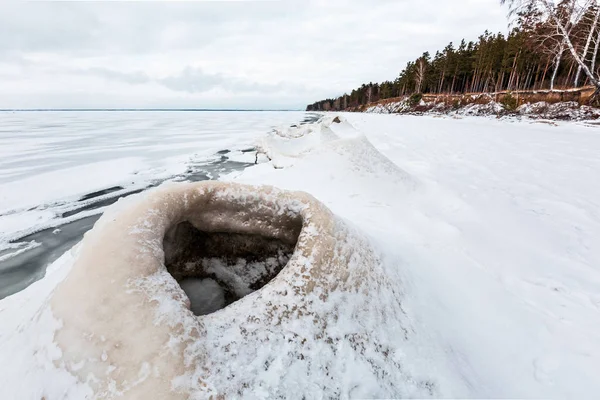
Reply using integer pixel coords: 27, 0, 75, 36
1, 112, 600, 398
224, 114, 600, 398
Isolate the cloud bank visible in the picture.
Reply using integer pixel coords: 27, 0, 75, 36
0, 0, 508, 109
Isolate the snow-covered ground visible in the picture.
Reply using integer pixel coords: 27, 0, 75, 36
224, 113, 600, 398
1, 112, 599, 398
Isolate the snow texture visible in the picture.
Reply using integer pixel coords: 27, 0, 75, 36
1, 111, 600, 399
0, 180, 426, 399
225, 113, 600, 399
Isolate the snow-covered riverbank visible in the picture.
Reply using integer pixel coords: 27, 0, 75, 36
1, 112, 599, 398
363, 96, 600, 121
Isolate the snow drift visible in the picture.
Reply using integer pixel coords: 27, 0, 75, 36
223, 114, 600, 399
0, 180, 426, 399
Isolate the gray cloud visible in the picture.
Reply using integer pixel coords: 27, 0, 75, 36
159, 67, 300, 94
84, 68, 152, 85
0, 0, 509, 108
69, 66, 304, 95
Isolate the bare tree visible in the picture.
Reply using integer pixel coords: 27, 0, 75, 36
550, 40, 566, 89
502, 0, 600, 93
574, 2, 600, 85
592, 14, 600, 73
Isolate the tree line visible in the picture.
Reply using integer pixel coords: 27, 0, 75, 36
307, 0, 600, 111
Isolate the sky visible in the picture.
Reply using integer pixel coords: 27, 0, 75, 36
0, 0, 509, 110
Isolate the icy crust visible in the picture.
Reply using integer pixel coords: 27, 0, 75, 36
1, 181, 429, 398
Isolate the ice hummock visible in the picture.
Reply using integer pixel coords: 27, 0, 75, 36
0, 180, 431, 399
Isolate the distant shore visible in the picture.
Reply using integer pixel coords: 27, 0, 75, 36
334, 88, 600, 121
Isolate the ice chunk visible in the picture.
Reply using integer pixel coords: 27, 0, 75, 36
179, 278, 226, 316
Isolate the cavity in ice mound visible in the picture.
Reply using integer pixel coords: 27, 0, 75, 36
0, 181, 431, 399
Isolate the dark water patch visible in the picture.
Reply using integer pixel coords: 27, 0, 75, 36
0, 215, 101, 299
0, 246, 25, 260
79, 186, 124, 201
300, 113, 321, 125
198, 159, 255, 179
0, 152, 256, 300
241, 147, 256, 153
216, 149, 230, 155
185, 171, 211, 182
61, 187, 150, 218
182, 158, 254, 181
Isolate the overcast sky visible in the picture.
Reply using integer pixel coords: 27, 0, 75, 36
0, 0, 508, 109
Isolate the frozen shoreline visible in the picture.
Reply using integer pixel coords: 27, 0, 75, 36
0, 111, 317, 299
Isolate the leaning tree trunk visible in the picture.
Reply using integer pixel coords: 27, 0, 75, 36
592, 27, 600, 76
552, 10, 600, 88
550, 44, 565, 91
575, 7, 600, 87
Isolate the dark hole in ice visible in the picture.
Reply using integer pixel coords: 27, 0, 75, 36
163, 221, 299, 316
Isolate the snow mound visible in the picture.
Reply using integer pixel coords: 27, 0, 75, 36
255, 115, 365, 168
518, 101, 550, 115
455, 100, 504, 116
517, 101, 600, 120
245, 115, 418, 202
0, 181, 430, 399
255, 122, 324, 168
